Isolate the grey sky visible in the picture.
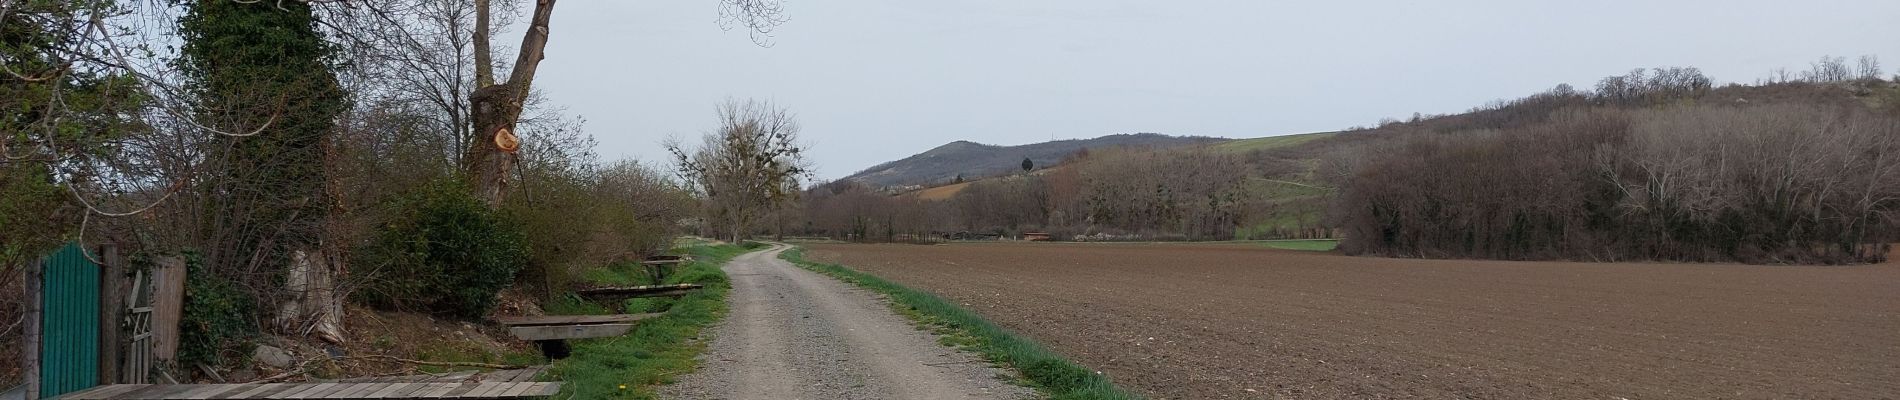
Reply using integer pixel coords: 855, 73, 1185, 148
531, 0, 1900, 180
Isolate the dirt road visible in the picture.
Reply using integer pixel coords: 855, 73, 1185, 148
663, 244, 1033, 400
807, 242, 1900, 399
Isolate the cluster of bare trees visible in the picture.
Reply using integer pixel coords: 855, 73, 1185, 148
1764, 55, 1888, 84
1595, 67, 1713, 104
793, 146, 1274, 242
1333, 71, 1900, 263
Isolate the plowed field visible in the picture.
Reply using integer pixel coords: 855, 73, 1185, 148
804, 242, 1900, 399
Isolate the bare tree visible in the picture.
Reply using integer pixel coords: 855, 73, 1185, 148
1857, 55, 1883, 81
1804, 55, 1851, 82
464, 0, 789, 207
668, 99, 811, 242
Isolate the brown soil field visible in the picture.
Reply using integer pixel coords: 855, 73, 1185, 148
804, 242, 1900, 399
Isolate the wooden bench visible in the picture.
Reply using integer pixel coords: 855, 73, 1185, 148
55, 382, 560, 399
495, 314, 662, 359
638, 256, 689, 283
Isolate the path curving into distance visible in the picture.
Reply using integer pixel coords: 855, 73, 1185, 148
663, 244, 1033, 400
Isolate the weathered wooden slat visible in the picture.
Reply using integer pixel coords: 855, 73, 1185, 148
262, 383, 308, 399
363, 383, 414, 398
530, 383, 562, 397
55, 380, 565, 399
177, 383, 245, 399
465, 382, 506, 398
510, 367, 546, 382
497, 383, 536, 397
481, 370, 519, 383
224, 383, 292, 399
320, 383, 379, 398
130, 384, 207, 399
574, 284, 703, 300
380, 384, 427, 399
200, 384, 261, 399
417, 383, 460, 398
59, 384, 146, 399
506, 324, 633, 341
427, 383, 479, 398
494, 313, 661, 327
279, 383, 339, 399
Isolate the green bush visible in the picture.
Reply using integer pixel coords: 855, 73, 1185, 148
356, 179, 529, 319
175, 252, 256, 367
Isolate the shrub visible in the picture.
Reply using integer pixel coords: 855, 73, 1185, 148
356, 179, 529, 319
176, 252, 256, 367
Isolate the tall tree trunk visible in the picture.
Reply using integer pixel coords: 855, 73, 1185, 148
468, 0, 558, 207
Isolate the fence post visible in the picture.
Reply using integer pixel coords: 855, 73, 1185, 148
24, 259, 42, 400
98, 244, 125, 385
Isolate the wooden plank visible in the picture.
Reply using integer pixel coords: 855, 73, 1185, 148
509, 367, 547, 382
274, 383, 336, 399
469, 383, 510, 398
225, 383, 290, 399
177, 384, 246, 399
99, 244, 124, 385
416, 383, 459, 398
529, 383, 561, 397
454, 382, 500, 398
479, 370, 518, 383
428, 371, 478, 383
58, 384, 145, 399
574, 284, 702, 298
493, 313, 661, 327
299, 383, 352, 398
321, 383, 380, 398
149, 257, 187, 363
364, 383, 414, 398
126, 384, 206, 399
498, 383, 536, 397
478, 382, 519, 397
506, 324, 632, 341
204, 384, 262, 399
427, 383, 481, 398
385, 383, 439, 399
25, 260, 40, 400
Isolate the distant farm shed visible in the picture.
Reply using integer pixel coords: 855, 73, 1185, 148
1024, 232, 1052, 241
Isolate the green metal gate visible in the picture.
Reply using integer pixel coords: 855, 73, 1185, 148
39, 242, 100, 398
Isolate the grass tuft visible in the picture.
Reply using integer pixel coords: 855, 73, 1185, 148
543, 243, 750, 399
780, 247, 1141, 400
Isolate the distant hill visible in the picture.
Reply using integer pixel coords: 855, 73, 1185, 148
843, 133, 1226, 188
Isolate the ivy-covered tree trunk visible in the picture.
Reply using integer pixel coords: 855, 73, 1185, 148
177, 0, 347, 342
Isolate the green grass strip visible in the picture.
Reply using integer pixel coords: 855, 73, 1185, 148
543, 243, 749, 399
780, 247, 1141, 400
1258, 239, 1339, 251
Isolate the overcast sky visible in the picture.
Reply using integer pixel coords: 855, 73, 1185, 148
529, 0, 1900, 180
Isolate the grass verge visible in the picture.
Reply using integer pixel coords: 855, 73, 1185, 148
779, 247, 1139, 400
542, 243, 752, 399
1258, 239, 1339, 251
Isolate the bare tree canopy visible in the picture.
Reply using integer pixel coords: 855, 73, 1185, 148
668, 99, 811, 242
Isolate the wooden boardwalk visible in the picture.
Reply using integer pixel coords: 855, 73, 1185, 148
334, 366, 548, 384
58, 367, 557, 399
55, 381, 559, 399
574, 284, 702, 303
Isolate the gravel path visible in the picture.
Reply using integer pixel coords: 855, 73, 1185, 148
662, 244, 1034, 400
